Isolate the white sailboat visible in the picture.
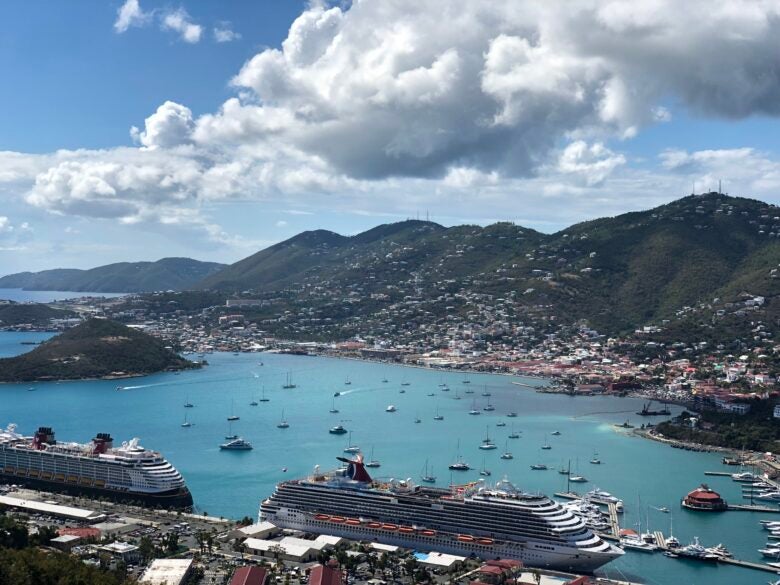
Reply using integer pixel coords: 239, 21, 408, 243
365, 446, 381, 468
277, 409, 290, 429
420, 459, 436, 483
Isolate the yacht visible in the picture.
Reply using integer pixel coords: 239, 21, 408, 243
508, 425, 521, 439
259, 387, 270, 402
469, 399, 481, 415
541, 435, 552, 450
282, 371, 297, 389
590, 452, 601, 464
496, 421, 506, 427
570, 475, 588, 483
507, 412, 517, 418
250, 397, 258, 406
551, 431, 561, 436
227, 399, 240, 421
479, 426, 497, 450
705, 543, 732, 558
479, 458, 491, 476
677, 537, 719, 561
433, 408, 444, 421
277, 410, 290, 429
343, 431, 360, 454
329, 425, 348, 435
329, 398, 339, 414
183, 397, 193, 408
220, 437, 253, 451
420, 459, 436, 483
483, 400, 495, 412
181, 412, 192, 428
449, 441, 470, 470
365, 447, 381, 468
620, 536, 657, 552
500, 441, 513, 460
386, 405, 397, 413
530, 464, 548, 470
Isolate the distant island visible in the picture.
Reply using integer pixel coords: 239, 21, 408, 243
0, 319, 199, 383
0, 257, 225, 293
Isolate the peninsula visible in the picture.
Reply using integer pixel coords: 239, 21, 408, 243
0, 319, 199, 383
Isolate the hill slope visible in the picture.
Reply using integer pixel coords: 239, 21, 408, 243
199, 194, 780, 335
0, 319, 198, 382
0, 258, 225, 293
0, 302, 76, 328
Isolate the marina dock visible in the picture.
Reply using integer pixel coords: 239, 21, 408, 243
727, 504, 780, 513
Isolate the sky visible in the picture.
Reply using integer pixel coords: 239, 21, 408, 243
2, 0, 780, 273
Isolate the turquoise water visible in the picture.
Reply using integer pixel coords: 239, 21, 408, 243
0, 333, 771, 584
0, 289, 126, 302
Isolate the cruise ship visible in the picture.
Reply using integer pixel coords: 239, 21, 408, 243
0, 424, 192, 509
260, 454, 623, 572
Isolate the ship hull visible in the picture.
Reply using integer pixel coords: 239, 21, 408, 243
0, 472, 193, 510
262, 507, 621, 573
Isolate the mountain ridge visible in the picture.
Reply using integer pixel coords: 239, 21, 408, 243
0, 257, 226, 293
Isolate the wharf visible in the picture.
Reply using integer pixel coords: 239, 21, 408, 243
554, 491, 618, 508
727, 504, 780, 513
704, 471, 733, 477
607, 503, 620, 538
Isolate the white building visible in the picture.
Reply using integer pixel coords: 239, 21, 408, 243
139, 559, 193, 585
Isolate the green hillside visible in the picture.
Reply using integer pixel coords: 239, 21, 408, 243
0, 319, 198, 382
198, 193, 779, 336
0, 302, 76, 327
0, 257, 225, 293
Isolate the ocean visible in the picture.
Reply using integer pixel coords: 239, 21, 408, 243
0, 332, 769, 584
0, 289, 126, 303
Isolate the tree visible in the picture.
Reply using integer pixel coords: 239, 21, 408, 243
139, 536, 155, 562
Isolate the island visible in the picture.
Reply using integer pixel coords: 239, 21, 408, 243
0, 301, 77, 329
0, 319, 200, 383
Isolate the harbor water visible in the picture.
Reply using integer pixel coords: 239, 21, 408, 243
0, 332, 773, 584
0, 289, 125, 303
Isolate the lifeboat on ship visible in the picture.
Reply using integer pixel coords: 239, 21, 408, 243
367, 522, 382, 529
457, 534, 475, 543
399, 526, 415, 534
315, 514, 330, 521
421, 529, 436, 536
477, 538, 494, 545
346, 518, 361, 526
381, 523, 399, 531
330, 516, 347, 523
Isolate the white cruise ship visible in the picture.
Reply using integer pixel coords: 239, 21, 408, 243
0, 424, 192, 509
260, 454, 623, 572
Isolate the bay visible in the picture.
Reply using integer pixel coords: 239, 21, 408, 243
0, 289, 126, 302
0, 332, 769, 584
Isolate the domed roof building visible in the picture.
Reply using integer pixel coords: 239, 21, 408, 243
682, 484, 727, 511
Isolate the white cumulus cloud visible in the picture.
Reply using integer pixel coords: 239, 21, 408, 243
114, 0, 150, 33
162, 8, 203, 44
214, 23, 241, 43
130, 101, 195, 149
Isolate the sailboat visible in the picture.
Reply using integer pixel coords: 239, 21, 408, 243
590, 451, 602, 464
181, 411, 192, 427
183, 396, 193, 408
282, 371, 296, 389
329, 398, 339, 414
448, 440, 470, 470
433, 407, 444, 421
500, 440, 513, 459
569, 457, 588, 482
414, 413, 422, 424
468, 399, 481, 415
481, 385, 491, 397
365, 446, 381, 468
462, 373, 471, 384
227, 399, 240, 421
483, 398, 495, 412
420, 459, 436, 483
344, 377, 351, 386
250, 395, 258, 406
277, 409, 290, 429
401, 375, 410, 387
225, 420, 238, 440
343, 431, 360, 453
454, 389, 461, 400
259, 386, 270, 402
541, 434, 552, 449
508, 424, 520, 439
479, 426, 497, 450
479, 457, 491, 476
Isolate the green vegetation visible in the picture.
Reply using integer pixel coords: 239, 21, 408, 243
0, 319, 199, 382
197, 194, 779, 339
0, 514, 126, 585
656, 400, 780, 451
0, 257, 225, 293
0, 302, 76, 327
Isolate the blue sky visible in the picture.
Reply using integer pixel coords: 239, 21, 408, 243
1, 0, 780, 273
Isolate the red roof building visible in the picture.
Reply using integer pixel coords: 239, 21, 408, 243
682, 484, 727, 511
230, 566, 268, 585
309, 564, 343, 585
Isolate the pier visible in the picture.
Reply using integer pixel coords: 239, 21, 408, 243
727, 504, 780, 513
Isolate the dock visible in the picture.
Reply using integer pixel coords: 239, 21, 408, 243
607, 503, 620, 538
727, 504, 780, 513
653, 530, 666, 549
704, 471, 733, 477
717, 557, 780, 573
554, 491, 618, 508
